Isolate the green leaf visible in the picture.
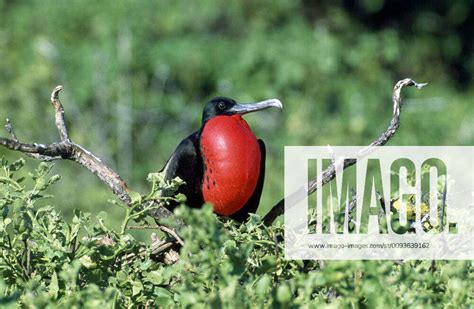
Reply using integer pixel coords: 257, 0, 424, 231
79, 255, 97, 269
175, 193, 187, 203
9, 158, 25, 172
128, 191, 142, 205
132, 281, 143, 296
155, 287, 174, 306
96, 211, 108, 221
49, 271, 59, 299
35, 177, 47, 191
144, 270, 163, 285
48, 174, 62, 186
256, 274, 271, 299
276, 284, 291, 304
147, 172, 164, 183
35, 162, 51, 176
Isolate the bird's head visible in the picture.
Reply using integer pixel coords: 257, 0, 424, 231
202, 97, 283, 124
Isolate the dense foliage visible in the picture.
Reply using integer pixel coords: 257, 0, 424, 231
0, 160, 472, 307
1, 1, 473, 307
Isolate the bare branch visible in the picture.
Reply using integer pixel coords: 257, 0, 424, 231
0, 86, 136, 204
0, 85, 183, 262
3, 118, 60, 161
158, 225, 185, 246
262, 78, 428, 225
5, 118, 17, 141
50, 85, 70, 142
128, 224, 184, 246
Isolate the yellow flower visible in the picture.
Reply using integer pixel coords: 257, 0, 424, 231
392, 198, 430, 220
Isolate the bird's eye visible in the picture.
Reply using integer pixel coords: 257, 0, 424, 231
217, 102, 226, 110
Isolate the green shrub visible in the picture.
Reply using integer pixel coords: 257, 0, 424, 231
0, 160, 472, 307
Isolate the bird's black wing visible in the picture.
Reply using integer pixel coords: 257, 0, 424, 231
230, 139, 266, 222
160, 132, 204, 209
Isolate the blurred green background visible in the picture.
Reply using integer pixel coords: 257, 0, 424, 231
0, 0, 473, 230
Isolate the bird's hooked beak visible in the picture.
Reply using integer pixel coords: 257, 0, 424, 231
228, 99, 283, 115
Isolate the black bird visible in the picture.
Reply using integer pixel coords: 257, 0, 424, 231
160, 97, 282, 222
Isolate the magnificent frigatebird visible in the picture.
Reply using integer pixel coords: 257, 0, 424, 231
160, 97, 282, 222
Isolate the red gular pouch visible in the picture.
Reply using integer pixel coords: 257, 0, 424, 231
200, 114, 261, 216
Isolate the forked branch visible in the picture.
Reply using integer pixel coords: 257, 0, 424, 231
0, 86, 182, 262
262, 78, 428, 225
1, 86, 132, 204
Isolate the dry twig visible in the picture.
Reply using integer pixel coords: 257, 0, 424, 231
0, 86, 182, 263
262, 78, 428, 225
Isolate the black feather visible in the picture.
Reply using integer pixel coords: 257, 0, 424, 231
160, 131, 204, 209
